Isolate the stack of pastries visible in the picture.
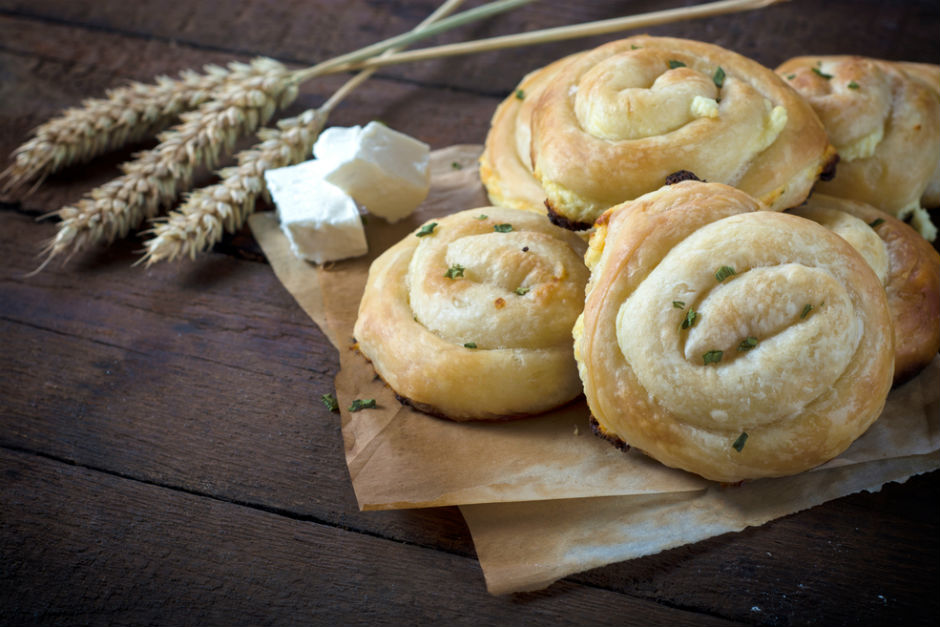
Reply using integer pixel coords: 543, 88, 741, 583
354, 35, 940, 483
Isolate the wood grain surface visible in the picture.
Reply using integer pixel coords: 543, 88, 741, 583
1, 1, 938, 625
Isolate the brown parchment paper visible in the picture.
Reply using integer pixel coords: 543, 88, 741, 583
250, 145, 939, 593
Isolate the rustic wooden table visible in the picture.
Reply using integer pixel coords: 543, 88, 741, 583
2, 1, 938, 624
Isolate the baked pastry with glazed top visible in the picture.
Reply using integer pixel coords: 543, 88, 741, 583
790, 194, 940, 385
481, 35, 835, 229
354, 206, 589, 421
895, 61, 940, 208
776, 56, 940, 240
573, 181, 894, 482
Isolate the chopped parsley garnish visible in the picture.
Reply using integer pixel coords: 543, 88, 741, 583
515, 88, 525, 100
515, 286, 530, 296
668, 59, 686, 69
713, 66, 726, 88
321, 393, 339, 413
493, 223, 513, 233
732, 432, 749, 452
416, 222, 438, 237
800, 303, 814, 319
349, 398, 377, 412
631, 44, 640, 50
464, 342, 477, 349
715, 265, 736, 282
848, 80, 860, 89
869, 217, 885, 229
475, 214, 488, 220
703, 350, 723, 365
738, 336, 758, 352
673, 300, 686, 309
444, 264, 465, 279
681, 308, 699, 330
786, 73, 796, 80
451, 161, 462, 170
812, 66, 833, 79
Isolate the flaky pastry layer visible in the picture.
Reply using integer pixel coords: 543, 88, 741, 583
573, 181, 894, 482
354, 207, 589, 421
777, 56, 940, 239
791, 194, 940, 385
481, 35, 834, 228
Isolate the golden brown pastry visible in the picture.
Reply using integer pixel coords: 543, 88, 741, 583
776, 56, 940, 240
354, 206, 589, 421
790, 194, 940, 385
481, 35, 835, 229
895, 61, 940, 208
573, 181, 894, 482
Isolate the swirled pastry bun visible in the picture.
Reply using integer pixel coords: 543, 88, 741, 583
481, 35, 835, 229
573, 181, 894, 482
354, 206, 589, 421
790, 194, 940, 385
895, 62, 940, 208
776, 56, 940, 240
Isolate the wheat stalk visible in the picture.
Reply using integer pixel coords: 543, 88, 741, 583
141, 0, 468, 265
140, 108, 326, 264
0, 61, 260, 194
36, 57, 297, 269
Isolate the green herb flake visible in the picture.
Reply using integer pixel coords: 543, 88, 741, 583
703, 350, 723, 365
515, 286, 530, 296
673, 300, 686, 309
812, 66, 833, 80
800, 303, 814, 319
349, 398, 377, 412
451, 161, 462, 170
444, 264, 465, 279
786, 73, 796, 80
681, 308, 699, 330
715, 265, 736, 282
493, 223, 513, 233
515, 88, 525, 100
732, 432, 749, 452
668, 59, 686, 69
631, 44, 640, 50
738, 336, 758, 352
848, 80, 860, 89
869, 217, 885, 229
713, 66, 726, 88
321, 393, 339, 413
415, 222, 438, 237
475, 214, 488, 220
464, 342, 477, 349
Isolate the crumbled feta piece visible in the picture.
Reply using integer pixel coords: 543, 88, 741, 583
313, 121, 430, 222
264, 160, 368, 264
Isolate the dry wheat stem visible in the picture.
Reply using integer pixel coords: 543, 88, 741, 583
140, 0, 468, 265
36, 58, 297, 270
0, 61, 268, 194
325, 0, 787, 72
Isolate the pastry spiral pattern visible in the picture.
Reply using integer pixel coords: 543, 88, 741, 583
777, 56, 940, 240
354, 207, 589, 421
573, 181, 894, 482
481, 36, 835, 228
790, 194, 940, 385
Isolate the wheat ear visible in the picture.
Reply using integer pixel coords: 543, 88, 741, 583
0, 62, 255, 194
141, 0, 468, 265
140, 109, 326, 264
37, 58, 297, 268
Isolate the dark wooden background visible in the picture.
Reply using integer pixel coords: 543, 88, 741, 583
1, 1, 938, 624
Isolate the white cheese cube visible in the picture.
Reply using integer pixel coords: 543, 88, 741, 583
313, 121, 430, 222
264, 160, 368, 264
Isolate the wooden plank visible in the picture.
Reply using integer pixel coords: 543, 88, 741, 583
0, 448, 744, 626
3, 205, 938, 623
